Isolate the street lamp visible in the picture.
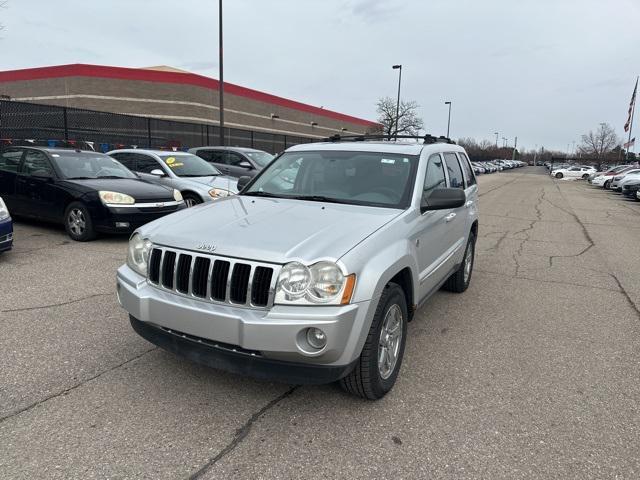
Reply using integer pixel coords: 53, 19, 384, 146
444, 101, 452, 138
218, 0, 225, 146
494, 132, 499, 147
392, 64, 402, 139
502, 137, 507, 148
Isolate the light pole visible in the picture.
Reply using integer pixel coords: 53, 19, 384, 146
444, 101, 452, 138
392, 65, 402, 139
218, 0, 225, 146
494, 132, 499, 147
502, 137, 507, 148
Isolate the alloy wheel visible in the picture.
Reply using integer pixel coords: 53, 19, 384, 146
68, 209, 86, 236
378, 304, 403, 380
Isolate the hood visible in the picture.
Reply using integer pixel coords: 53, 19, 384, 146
182, 175, 239, 193
64, 178, 174, 201
140, 196, 402, 264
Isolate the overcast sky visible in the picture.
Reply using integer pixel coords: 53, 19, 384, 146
1, 0, 639, 151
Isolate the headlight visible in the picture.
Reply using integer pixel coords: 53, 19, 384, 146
209, 188, 231, 198
99, 191, 135, 205
275, 261, 356, 305
0, 197, 9, 221
127, 233, 152, 276
173, 189, 183, 202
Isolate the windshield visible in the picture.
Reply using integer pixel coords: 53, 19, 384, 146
54, 153, 137, 179
243, 150, 418, 208
244, 151, 274, 167
158, 154, 221, 177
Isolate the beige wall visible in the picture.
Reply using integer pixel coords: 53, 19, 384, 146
0, 77, 374, 138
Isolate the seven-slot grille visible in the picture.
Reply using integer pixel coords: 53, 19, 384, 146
147, 247, 277, 308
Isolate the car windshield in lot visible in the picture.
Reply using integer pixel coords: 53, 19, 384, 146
243, 150, 418, 208
54, 152, 137, 179
244, 151, 274, 167
158, 154, 221, 177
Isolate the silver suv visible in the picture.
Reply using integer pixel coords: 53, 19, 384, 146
116, 137, 479, 399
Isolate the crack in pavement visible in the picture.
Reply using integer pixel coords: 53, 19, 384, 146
0, 347, 157, 423
1, 293, 113, 313
551, 183, 640, 320
188, 385, 300, 479
548, 243, 594, 268
478, 174, 525, 197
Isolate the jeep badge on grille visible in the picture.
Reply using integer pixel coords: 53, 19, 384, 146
196, 243, 216, 253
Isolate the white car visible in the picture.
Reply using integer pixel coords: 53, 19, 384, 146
551, 166, 596, 179
611, 169, 640, 191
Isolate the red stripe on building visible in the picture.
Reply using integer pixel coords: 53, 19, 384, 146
0, 64, 379, 128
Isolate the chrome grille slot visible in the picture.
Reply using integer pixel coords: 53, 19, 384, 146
210, 260, 230, 301
146, 246, 278, 308
148, 248, 162, 283
161, 251, 176, 289
175, 254, 192, 294
230, 263, 251, 303
251, 267, 273, 307
192, 257, 210, 298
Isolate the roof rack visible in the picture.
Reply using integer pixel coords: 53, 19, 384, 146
322, 134, 456, 145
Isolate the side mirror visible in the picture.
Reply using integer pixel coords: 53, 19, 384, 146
150, 169, 166, 177
238, 160, 253, 169
31, 170, 53, 180
237, 175, 252, 191
421, 187, 466, 213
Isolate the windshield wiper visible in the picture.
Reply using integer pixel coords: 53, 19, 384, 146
288, 195, 345, 204
180, 174, 217, 177
97, 175, 129, 179
242, 191, 284, 198
66, 176, 93, 180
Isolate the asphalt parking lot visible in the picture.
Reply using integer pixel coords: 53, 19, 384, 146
2, 167, 639, 479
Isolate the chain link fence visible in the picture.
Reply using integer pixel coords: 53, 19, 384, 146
0, 99, 314, 154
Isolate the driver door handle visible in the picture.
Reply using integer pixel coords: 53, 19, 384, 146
445, 213, 456, 222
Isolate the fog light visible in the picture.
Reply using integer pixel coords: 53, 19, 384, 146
115, 222, 130, 228
306, 328, 327, 350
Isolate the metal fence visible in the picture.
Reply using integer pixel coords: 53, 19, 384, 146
0, 99, 314, 154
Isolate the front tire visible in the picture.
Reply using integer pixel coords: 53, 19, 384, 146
339, 283, 408, 400
582, 174, 589, 179
64, 202, 96, 241
604, 180, 611, 189
443, 232, 476, 293
183, 193, 203, 208
555, 172, 563, 179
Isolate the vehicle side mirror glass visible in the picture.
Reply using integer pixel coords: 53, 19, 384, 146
31, 170, 52, 179
237, 175, 252, 191
150, 169, 166, 177
238, 160, 252, 169
421, 187, 465, 213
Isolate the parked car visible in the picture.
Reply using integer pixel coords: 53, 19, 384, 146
551, 165, 596, 179
0, 147, 186, 241
116, 138, 479, 400
188, 146, 274, 179
621, 181, 640, 199
0, 196, 13, 252
611, 169, 640, 191
589, 165, 633, 189
108, 149, 238, 207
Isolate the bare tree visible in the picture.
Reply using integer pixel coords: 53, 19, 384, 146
578, 123, 619, 161
376, 97, 424, 137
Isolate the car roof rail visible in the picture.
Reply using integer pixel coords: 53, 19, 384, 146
322, 134, 456, 145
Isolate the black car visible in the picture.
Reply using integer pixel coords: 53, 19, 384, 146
188, 146, 274, 179
621, 182, 640, 200
0, 147, 186, 241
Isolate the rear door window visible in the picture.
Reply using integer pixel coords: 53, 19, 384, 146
458, 152, 476, 187
443, 153, 464, 189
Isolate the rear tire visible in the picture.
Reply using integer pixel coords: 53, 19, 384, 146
555, 172, 563, 179
64, 202, 96, 242
604, 180, 611, 189
582, 174, 589, 179
339, 283, 407, 400
442, 232, 476, 293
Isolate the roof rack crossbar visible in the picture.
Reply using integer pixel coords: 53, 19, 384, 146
322, 134, 456, 145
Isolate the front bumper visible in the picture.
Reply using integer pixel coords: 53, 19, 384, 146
0, 216, 13, 252
93, 202, 186, 233
116, 265, 372, 383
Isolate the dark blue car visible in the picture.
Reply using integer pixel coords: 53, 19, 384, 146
0, 196, 13, 252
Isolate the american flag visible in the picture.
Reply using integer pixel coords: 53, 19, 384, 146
624, 78, 638, 133
624, 138, 635, 149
